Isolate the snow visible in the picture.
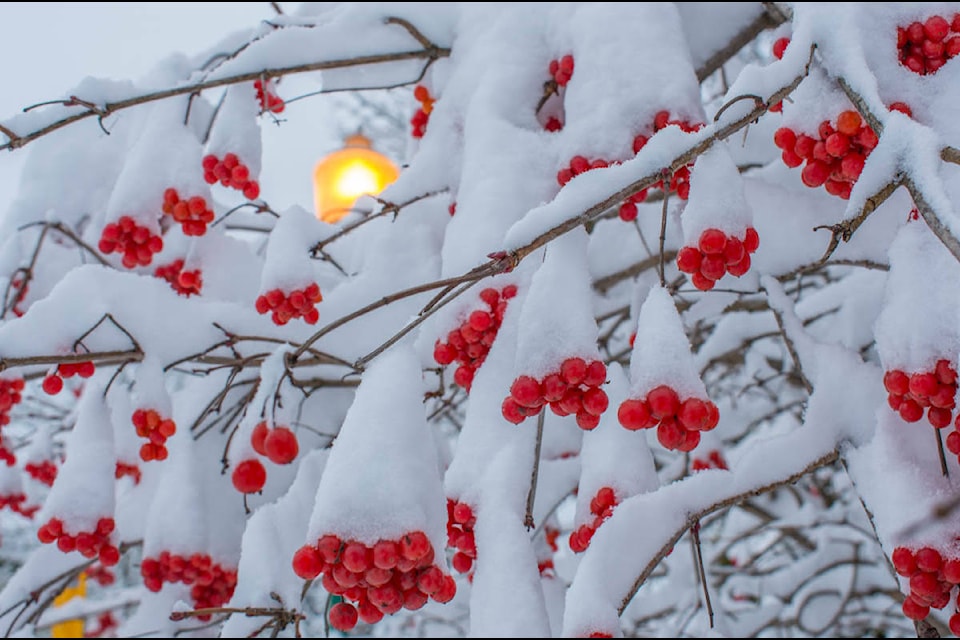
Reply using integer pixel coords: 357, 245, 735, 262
1, 2, 959, 638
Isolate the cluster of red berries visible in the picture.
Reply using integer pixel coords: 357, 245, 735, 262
161, 188, 215, 237
897, 15, 960, 75
86, 562, 116, 587
502, 357, 609, 431
446, 499, 477, 574
677, 227, 760, 291
0, 492, 34, 517
0, 377, 24, 426
691, 449, 729, 472
548, 54, 574, 87
883, 360, 957, 428
556, 154, 616, 188
291, 530, 456, 631
618, 385, 719, 452
42, 360, 96, 395
24, 460, 57, 486
8, 275, 28, 317
768, 37, 791, 112
255, 283, 322, 325
132, 408, 176, 462
202, 153, 261, 200
544, 116, 563, 132
115, 461, 142, 485
568, 486, 617, 553
410, 85, 434, 139
433, 285, 517, 392
141, 551, 238, 619
631, 111, 703, 200
254, 78, 285, 114
98, 216, 164, 268
38, 516, 120, 565
113, 460, 142, 484
892, 545, 960, 633
251, 421, 299, 464
0, 442, 14, 466
774, 110, 879, 200
154, 259, 202, 297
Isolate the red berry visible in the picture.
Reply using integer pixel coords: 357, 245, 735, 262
898, 398, 923, 422
292, 545, 324, 580
263, 427, 299, 464
647, 385, 680, 419
581, 387, 609, 416
801, 161, 830, 187
772, 37, 790, 59
618, 399, 654, 430
575, 411, 601, 430
583, 360, 607, 387
928, 406, 952, 428
656, 417, 685, 450
251, 421, 269, 456
909, 372, 939, 398
915, 546, 943, 573
924, 15, 950, 42
677, 246, 702, 274
231, 459, 267, 494
42, 374, 63, 395
502, 397, 525, 424
561, 357, 588, 385
700, 255, 726, 281
883, 370, 910, 395
328, 602, 358, 632
698, 229, 727, 255
678, 398, 708, 431
773, 127, 797, 151
902, 596, 930, 621
690, 271, 715, 291
892, 547, 916, 576
511, 376, 543, 408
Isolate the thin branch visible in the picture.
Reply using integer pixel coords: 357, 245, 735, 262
524, 410, 546, 530
690, 523, 714, 629
695, 3, 790, 82
310, 191, 444, 254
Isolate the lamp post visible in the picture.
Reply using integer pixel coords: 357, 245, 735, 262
312, 132, 399, 223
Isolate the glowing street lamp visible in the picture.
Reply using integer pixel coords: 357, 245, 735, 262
312, 133, 399, 223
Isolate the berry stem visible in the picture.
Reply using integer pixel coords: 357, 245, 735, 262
525, 410, 546, 531
690, 521, 715, 629
658, 177, 670, 288
935, 428, 949, 478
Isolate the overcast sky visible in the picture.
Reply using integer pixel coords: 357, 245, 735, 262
0, 2, 336, 215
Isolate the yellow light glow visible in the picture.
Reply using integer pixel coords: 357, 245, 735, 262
313, 134, 399, 223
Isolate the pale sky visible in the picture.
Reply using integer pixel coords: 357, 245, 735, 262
0, 2, 337, 215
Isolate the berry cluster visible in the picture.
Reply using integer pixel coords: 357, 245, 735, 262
254, 283, 322, 325
691, 449, 729, 472
291, 530, 456, 632
0, 377, 24, 426
37, 516, 120, 565
897, 15, 960, 75
155, 259, 202, 297
676, 227, 760, 291
446, 499, 477, 574
86, 562, 116, 587
161, 188, 215, 237
410, 85, 434, 139
631, 111, 703, 200
251, 421, 299, 465
774, 110, 877, 200
202, 153, 260, 200
0, 492, 33, 517
254, 78, 285, 114
42, 360, 96, 396
98, 216, 164, 268
24, 460, 57, 486
548, 54, 574, 87
115, 461, 142, 485
86, 612, 119, 639
883, 360, 957, 428
141, 552, 238, 618
231, 458, 267, 494
502, 357, 609, 431
892, 545, 960, 632
568, 486, 617, 553
618, 385, 719, 452
8, 275, 28, 317
556, 154, 614, 187
433, 285, 517, 392
132, 408, 176, 462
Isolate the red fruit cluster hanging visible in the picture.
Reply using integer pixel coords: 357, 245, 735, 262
202, 153, 260, 200
410, 85, 434, 139
255, 283, 322, 325
141, 552, 238, 618
631, 110, 704, 200
568, 486, 617, 553
617, 385, 719, 452
161, 188, 215, 237
884, 360, 957, 428
42, 360, 96, 396
446, 499, 477, 575
892, 545, 960, 631
8, 275, 28, 317
250, 421, 299, 465
86, 562, 116, 587
37, 516, 120, 566
774, 109, 877, 200
677, 227, 760, 291
154, 259, 202, 297
548, 54, 574, 86
98, 216, 164, 268
502, 357, 609, 431
291, 531, 456, 632
132, 408, 176, 462
114, 461, 142, 485
253, 78, 285, 114
556, 154, 614, 188
897, 15, 960, 75
691, 449, 729, 472
0, 492, 33, 517
433, 285, 516, 392
0, 377, 24, 426
24, 460, 57, 486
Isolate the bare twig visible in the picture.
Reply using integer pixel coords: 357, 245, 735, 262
524, 410, 546, 530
